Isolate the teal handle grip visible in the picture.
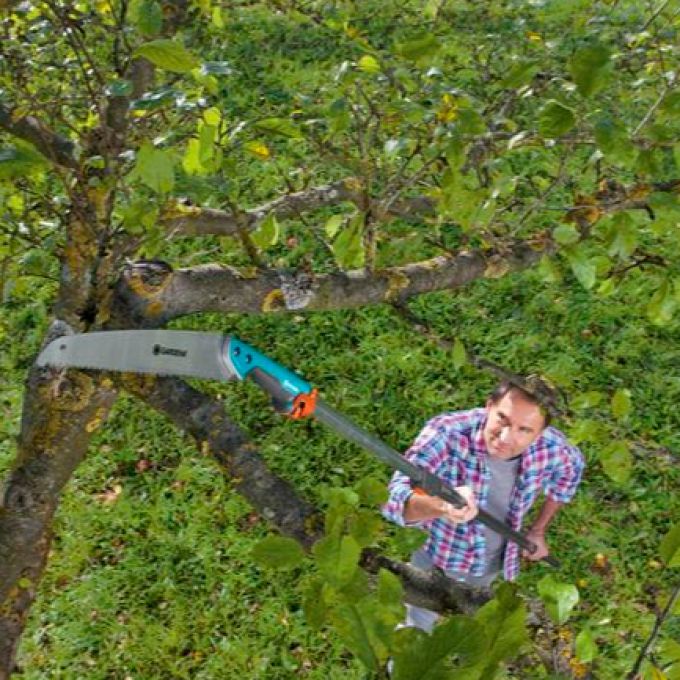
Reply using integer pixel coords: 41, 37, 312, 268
227, 337, 312, 398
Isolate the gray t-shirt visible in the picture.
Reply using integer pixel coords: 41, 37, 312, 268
454, 454, 520, 588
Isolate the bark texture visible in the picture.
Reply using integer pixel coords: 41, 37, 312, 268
114, 243, 544, 322
0, 330, 118, 677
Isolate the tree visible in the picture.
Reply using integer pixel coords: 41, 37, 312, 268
1, 0, 679, 677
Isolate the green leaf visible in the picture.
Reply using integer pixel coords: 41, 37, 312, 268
203, 107, 222, 127
457, 107, 486, 135
358, 55, 381, 73
324, 214, 345, 239
660, 638, 680, 665
253, 117, 302, 139
332, 214, 365, 270
575, 627, 598, 663
594, 118, 635, 166
473, 583, 529, 673
636, 148, 661, 176
538, 100, 576, 138
376, 568, 404, 614
20, 249, 52, 276
251, 212, 280, 249
600, 441, 633, 485
132, 142, 174, 193
538, 255, 562, 283
500, 60, 538, 89
348, 509, 383, 548
553, 223, 580, 245
302, 577, 329, 629
395, 33, 441, 63
323, 486, 360, 510
647, 279, 677, 325
537, 576, 579, 625
611, 388, 632, 420
129, 87, 176, 111
649, 191, 680, 217
327, 98, 350, 135
129, 0, 162, 37
251, 535, 306, 570
571, 390, 604, 410
659, 523, 680, 567
597, 277, 617, 296
354, 477, 388, 506
453, 338, 466, 370
120, 199, 159, 234
135, 39, 200, 73
182, 138, 207, 176
0, 142, 48, 179
605, 213, 637, 259
567, 248, 597, 290
569, 42, 611, 97
330, 603, 380, 671
424, 0, 443, 20
198, 123, 216, 166
568, 418, 604, 445
313, 534, 361, 587
392, 616, 488, 679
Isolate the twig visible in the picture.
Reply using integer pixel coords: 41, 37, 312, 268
641, 0, 672, 32
626, 581, 680, 679
633, 69, 677, 137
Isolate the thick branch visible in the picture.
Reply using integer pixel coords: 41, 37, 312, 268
114, 242, 544, 322
122, 372, 490, 614
0, 103, 77, 169
0, 325, 118, 679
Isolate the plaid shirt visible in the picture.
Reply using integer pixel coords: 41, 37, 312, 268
382, 408, 584, 580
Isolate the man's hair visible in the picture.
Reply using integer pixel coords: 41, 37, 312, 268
488, 375, 558, 427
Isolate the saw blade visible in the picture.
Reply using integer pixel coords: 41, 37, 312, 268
36, 330, 236, 382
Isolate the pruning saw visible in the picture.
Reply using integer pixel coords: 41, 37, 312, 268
37, 330, 559, 568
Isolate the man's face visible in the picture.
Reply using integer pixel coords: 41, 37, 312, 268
482, 389, 546, 459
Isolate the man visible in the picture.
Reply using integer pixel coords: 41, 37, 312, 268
382, 378, 584, 632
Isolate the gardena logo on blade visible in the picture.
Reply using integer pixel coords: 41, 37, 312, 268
152, 344, 188, 358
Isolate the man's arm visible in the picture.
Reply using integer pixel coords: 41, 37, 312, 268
404, 486, 478, 524
523, 497, 564, 561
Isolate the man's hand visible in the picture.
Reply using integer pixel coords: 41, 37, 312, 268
404, 486, 478, 523
522, 530, 549, 561
438, 486, 478, 523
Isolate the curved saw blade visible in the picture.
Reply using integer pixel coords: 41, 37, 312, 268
36, 330, 236, 382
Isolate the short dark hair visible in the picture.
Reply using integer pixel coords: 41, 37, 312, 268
488, 376, 558, 427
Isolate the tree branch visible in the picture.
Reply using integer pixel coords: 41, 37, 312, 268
114, 241, 545, 322
161, 179, 361, 237
0, 324, 119, 679
0, 103, 78, 169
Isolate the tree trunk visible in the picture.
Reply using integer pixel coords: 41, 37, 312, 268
0, 356, 117, 678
